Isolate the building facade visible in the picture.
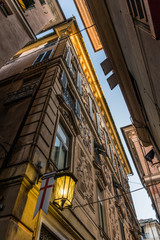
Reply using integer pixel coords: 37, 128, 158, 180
0, 0, 65, 68
0, 18, 140, 240
140, 218, 160, 240
73, 0, 160, 161
122, 125, 160, 221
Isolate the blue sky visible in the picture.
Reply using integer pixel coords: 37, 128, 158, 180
58, 0, 156, 220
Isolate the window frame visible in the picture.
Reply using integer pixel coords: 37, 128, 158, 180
0, 1, 12, 17
52, 123, 70, 170
119, 217, 126, 240
32, 49, 53, 65
17, 0, 35, 11
97, 186, 105, 231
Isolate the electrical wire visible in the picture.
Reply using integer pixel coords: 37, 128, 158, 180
73, 180, 160, 209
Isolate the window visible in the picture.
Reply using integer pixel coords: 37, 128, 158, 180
96, 113, 101, 137
109, 144, 116, 169
97, 187, 105, 230
0, 1, 12, 17
18, 0, 35, 10
89, 96, 94, 121
5, 74, 41, 104
33, 49, 53, 65
76, 71, 82, 94
60, 70, 81, 120
39, 0, 45, 5
52, 124, 69, 169
119, 217, 126, 240
104, 131, 110, 157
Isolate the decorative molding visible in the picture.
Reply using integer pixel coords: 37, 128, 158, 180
79, 114, 91, 153
77, 149, 94, 211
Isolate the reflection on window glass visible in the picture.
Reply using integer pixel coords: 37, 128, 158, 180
52, 124, 69, 169
98, 187, 105, 230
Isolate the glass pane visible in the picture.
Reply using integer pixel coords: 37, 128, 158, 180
52, 136, 60, 166
63, 89, 74, 112
58, 146, 67, 169
57, 124, 69, 146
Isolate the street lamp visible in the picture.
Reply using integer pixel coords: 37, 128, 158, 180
52, 172, 77, 210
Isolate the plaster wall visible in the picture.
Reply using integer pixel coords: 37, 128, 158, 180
0, 0, 64, 68
106, 0, 160, 152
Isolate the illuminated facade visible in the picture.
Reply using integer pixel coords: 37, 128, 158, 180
0, 18, 140, 239
74, 0, 160, 162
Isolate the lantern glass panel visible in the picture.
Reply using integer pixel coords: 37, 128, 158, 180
53, 173, 77, 210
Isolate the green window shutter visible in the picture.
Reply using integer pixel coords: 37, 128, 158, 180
89, 96, 94, 121
23, 0, 35, 9
76, 71, 82, 94
75, 99, 81, 120
66, 47, 72, 68
60, 70, 68, 89
96, 113, 101, 137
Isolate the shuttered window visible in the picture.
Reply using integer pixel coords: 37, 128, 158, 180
76, 71, 82, 94
89, 96, 94, 121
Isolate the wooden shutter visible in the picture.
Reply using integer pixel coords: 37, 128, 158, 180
89, 96, 94, 121
96, 113, 101, 137
66, 47, 72, 68
60, 70, 68, 89
104, 131, 109, 157
76, 71, 82, 94
75, 99, 81, 119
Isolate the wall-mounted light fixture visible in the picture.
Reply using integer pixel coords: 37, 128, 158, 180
52, 172, 77, 210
